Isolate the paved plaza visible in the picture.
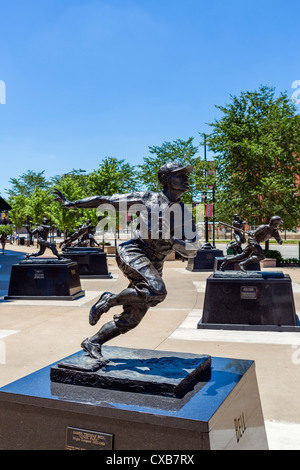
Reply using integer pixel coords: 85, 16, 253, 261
1, 243, 300, 450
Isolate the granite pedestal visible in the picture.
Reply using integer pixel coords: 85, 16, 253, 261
0, 346, 268, 450
186, 248, 224, 272
5, 258, 85, 300
62, 248, 112, 278
63, 247, 103, 253
199, 271, 300, 331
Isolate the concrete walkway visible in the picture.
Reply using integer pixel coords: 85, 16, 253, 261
1, 243, 300, 450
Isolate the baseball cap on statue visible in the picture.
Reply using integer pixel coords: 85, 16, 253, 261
269, 216, 283, 225
158, 162, 193, 185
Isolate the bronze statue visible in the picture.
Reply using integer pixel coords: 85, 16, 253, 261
76, 223, 100, 248
60, 219, 99, 250
24, 217, 63, 260
54, 162, 200, 365
220, 216, 283, 272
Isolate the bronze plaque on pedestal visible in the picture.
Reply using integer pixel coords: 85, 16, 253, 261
66, 426, 113, 450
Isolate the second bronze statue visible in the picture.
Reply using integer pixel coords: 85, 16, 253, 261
219, 216, 283, 272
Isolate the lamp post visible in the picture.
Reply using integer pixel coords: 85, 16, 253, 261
203, 135, 209, 243
212, 185, 215, 247
203, 134, 216, 246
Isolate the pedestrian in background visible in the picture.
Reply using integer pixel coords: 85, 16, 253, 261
1, 232, 7, 254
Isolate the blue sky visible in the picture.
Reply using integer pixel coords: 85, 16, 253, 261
0, 0, 299, 196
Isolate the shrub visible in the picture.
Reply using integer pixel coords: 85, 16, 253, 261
264, 249, 283, 263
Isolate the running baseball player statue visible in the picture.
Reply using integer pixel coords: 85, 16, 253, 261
54, 162, 200, 365
219, 216, 283, 272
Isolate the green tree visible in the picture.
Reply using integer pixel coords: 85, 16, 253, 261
48, 175, 88, 237
6, 170, 50, 198
23, 187, 52, 225
205, 85, 300, 229
87, 157, 138, 196
7, 170, 53, 235
7, 194, 28, 230
138, 138, 200, 203
86, 157, 138, 236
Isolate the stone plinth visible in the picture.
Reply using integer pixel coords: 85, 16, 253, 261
5, 258, 84, 300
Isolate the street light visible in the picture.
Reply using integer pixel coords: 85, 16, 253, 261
203, 134, 216, 246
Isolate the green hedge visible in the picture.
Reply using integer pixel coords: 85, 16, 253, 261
264, 249, 283, 262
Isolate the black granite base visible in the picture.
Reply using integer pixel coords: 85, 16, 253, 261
61, 249, 112, 278
0, 346, 268, 450
199, 271, 300, 331
63, 247, 103, 252
186, 249, 224, 272
50, 348, 212, 398
214, 257, 261, 272
5, 258, 85, 300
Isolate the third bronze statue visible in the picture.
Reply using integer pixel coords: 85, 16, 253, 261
54, 162, 200, 365
60, 219, 100, 250
219, 216, 283, 272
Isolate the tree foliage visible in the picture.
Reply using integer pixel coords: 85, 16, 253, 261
25, 187, 52, 225
206, 85, 300, 229
7, 194, 28, 229
47, 175, 88, 236
87, 157, 139, 196
6, 170, 50, 198
138, 138, 200, 203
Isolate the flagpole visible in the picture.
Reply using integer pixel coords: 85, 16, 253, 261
212, 185, 215, 247
204, 135, 209, 243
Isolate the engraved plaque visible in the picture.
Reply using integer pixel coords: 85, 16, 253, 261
34, 269, 44, 279
66, 426, 113, 450
240, 286, 257, 299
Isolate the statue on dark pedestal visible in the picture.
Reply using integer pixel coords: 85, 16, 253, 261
24, 217, 63, 260
220, 216, 283, 272
54, 162, 200, 365
60, 219, 100, 250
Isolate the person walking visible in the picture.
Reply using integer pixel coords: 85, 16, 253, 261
0, 232, 7, 254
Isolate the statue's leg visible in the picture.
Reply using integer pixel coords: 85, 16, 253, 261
220, 246, 252, 271
49, 243, 63, 259
239, 244, 265, 271
81, 321, 121, 361
89, 275, 166, 326
38, 240, 63, 259
89, 250, 166, 326
26, 243, 46, 259
82, 304, 149, 360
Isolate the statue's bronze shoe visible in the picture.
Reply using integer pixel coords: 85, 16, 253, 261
81, 338, 108, 364
89, 292, 113, 326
